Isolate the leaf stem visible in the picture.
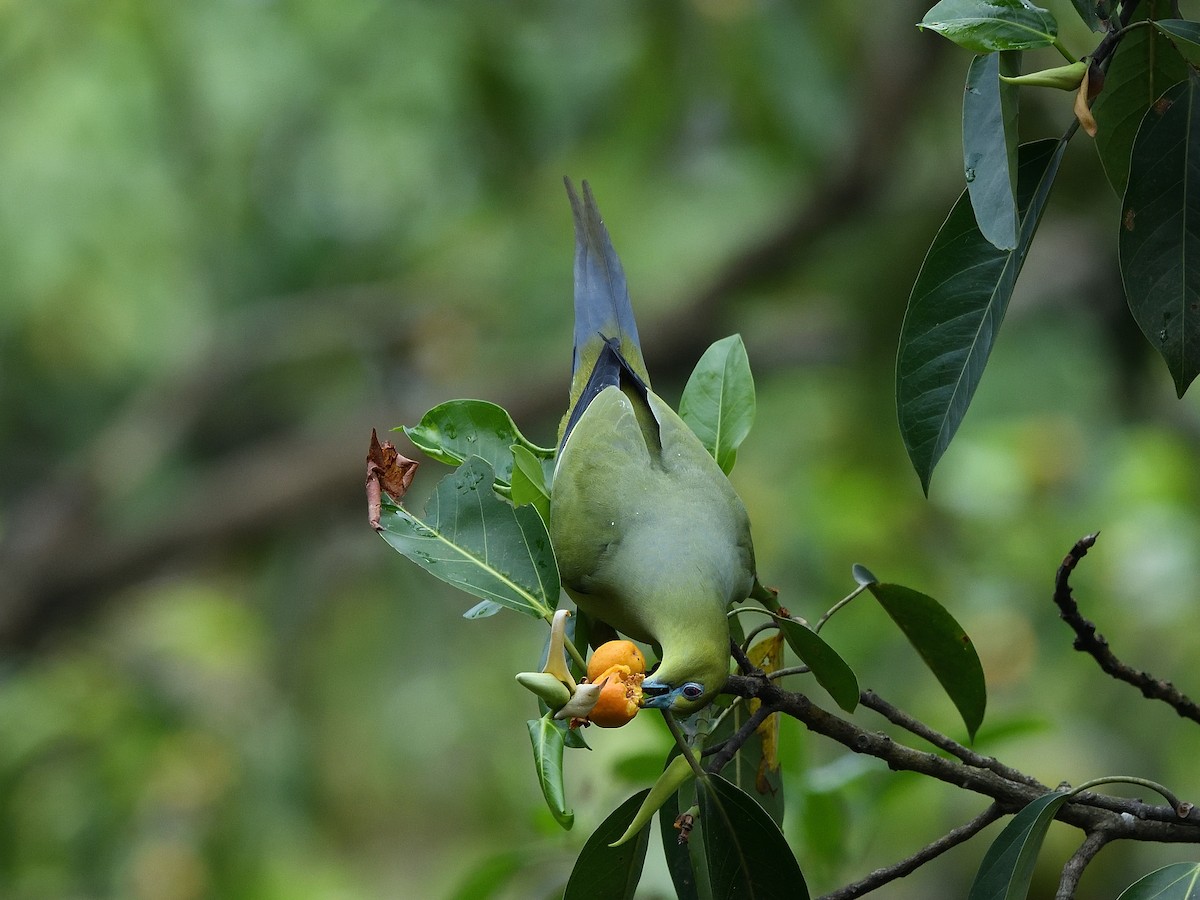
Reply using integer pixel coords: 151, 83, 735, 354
663, 711, 708, 782
1069, 776, 1194, 817
563, 634, 587, 672
814, 583, 870, 634
1053, 36, 1077, 63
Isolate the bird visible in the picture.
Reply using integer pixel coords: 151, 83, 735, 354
549, 179, 757, 715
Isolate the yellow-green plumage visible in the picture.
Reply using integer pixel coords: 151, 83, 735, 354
550, 180, 756, 714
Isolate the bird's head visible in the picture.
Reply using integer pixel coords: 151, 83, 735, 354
638, 651, 729, 715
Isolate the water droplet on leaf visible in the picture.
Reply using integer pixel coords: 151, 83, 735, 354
964, 168, 976, 183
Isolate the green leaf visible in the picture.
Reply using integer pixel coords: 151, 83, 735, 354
963, 52, 1021, 250
564, 790, 653, 900
1118, 863, 1200, 899
1068, 0, 1104, 32
851, 564, 878, 586
968, 791, 1069, 899
897, 138, 1066, 493
403, 400, 553, 486
527, 713, 573, 830
510, 443, 551, 523
868, 582, 987, 740
1092, 1, 1189, 198
1119, 73, 1200, 397
377, 457, 559, 619
1156, 20, 1200, 65
774, 618, 859, 713
679, 334, 756, 475
919, 0, 1057, 52
698, 774, 810, 900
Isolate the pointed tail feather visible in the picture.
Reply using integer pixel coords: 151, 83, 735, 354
564, 179, 650, 410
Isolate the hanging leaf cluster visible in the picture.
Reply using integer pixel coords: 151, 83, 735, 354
903, 0, 1200, 492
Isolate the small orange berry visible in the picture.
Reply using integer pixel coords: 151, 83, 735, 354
587, 640, 646, 683
586, 664, 644, 728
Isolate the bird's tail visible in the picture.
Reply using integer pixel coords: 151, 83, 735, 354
563, 179, 650, 423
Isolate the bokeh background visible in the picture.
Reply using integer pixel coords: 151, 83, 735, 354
3, 1, 1199, 897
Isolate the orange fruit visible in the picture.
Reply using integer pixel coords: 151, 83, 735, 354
587, 640, 646, 683
587, 664, 644, 728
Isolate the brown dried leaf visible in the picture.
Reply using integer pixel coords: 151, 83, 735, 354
747, 633, 784, 790
1075, 67, 1098, 137
366, 428, 419, 530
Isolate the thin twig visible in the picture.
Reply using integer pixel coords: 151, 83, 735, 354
705, 703, 775, 774
1053, 534, 1200, 724
860, 691, 1044, 789
819, 804, 1003, 900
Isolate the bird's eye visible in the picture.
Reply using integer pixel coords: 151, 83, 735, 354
681, 683, 704, 701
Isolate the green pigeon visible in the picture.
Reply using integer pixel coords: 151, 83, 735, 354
550, 179, 756, 714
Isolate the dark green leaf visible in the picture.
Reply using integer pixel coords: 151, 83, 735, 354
897, 138, 1066, 493
527, 713, 573, 830
1156, 20, 1200, 65
868, 582, 987, 739
968, 791, 1069, 899
377, 457, 559, 619
679, 334, 756, 475
564, 790, 653, 900
1120, 73, 1200, 396
774, 618, 859, 713
919, 0, 1057, 52
1118, 863, 1200, 899
1092, 2, 1189, 197
403, 400, 553, 487
1068, 0, 1104, 31
963, 52, 1020, 249
510, 443, 551, 523
660, 770, 707, 900
698, 774, 809, 900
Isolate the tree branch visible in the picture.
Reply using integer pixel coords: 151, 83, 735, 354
723, 675, 1200, 841
1055, 828, 1114, 900
818, 804, 1003, 900
1053, 533, 1200, 724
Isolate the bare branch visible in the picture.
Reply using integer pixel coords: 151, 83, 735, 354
1053, 534, 1200, 724
723, 675, 1200, 841
819, 804, 1003, 900
860, 690, 1044, 790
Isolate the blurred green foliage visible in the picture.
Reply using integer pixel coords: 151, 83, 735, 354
2, 1, 1199, 897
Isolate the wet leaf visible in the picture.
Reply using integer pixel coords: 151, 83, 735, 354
963, 51, 1020, 249
897, 138, 1066, 493
919, 0, 1057, 53
1119, 72, 1200, 397
376, 457, 559, 619
403, 400, 553, 487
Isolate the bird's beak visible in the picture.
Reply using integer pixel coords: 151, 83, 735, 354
639, 679, 676, 709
